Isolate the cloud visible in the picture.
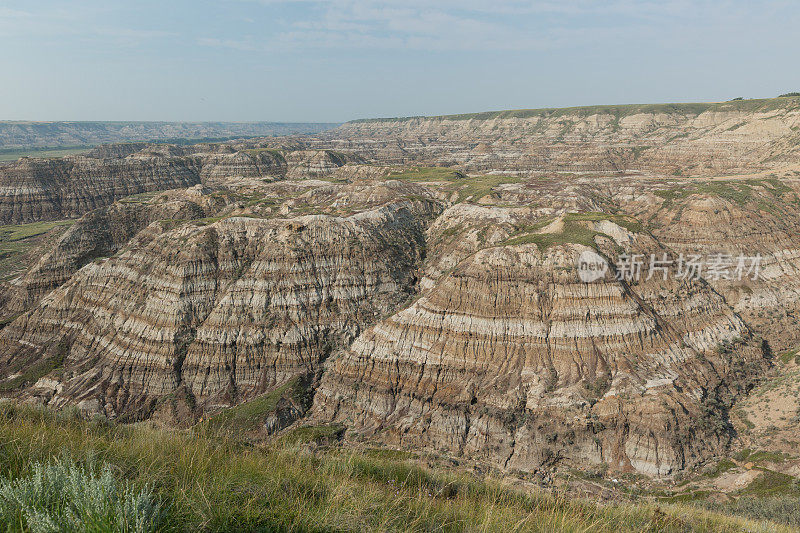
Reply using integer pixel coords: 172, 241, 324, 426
198, 37, 259, 51
214, 0, 798, 53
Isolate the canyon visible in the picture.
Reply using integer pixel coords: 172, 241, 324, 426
1, 97, 800, 481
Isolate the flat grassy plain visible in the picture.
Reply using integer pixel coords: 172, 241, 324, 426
0, 404, 792, 532
0, 220, 73, 280
0, 146, 92, 161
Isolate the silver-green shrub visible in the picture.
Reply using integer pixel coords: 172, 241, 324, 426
0, 458, 162, 532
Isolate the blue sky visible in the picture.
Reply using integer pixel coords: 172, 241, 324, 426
1, 1, 798, 122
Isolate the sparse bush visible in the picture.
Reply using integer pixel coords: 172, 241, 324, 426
703, 496, 800, 527
778, 92, 800, 97
0, 458, 162, 533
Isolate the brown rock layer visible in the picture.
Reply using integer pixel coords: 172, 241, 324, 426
0, 191, 441, 420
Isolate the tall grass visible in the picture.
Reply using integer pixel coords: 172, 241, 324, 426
0, 404, 791, 532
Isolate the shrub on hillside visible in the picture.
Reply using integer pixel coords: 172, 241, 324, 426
0, 458, 162, 533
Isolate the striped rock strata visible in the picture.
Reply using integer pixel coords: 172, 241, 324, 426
322, 98, 800, 177
0, 144, 358, 224
312, 226, 765, 476
0, 187, 442, 420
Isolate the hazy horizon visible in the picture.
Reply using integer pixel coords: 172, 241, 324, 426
2, 1, 799, 123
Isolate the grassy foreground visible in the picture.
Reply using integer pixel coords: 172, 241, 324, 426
0, 404, 792, 532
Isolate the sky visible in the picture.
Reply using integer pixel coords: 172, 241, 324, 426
0, 0, 799, 123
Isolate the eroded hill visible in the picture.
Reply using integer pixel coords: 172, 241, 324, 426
2, 99, 800, 484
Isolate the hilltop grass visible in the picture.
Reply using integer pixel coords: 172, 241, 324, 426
0, 220, 74, 280
349, 97, 800, 123
0, 220, 74, 242
385, 167, 520, 202
387, 166, 464, 181
654, 177, 797, 210
503, 212, 641, 250
243, 147, 286, 162
0, 404, 789, 532
0, 146, 92, 161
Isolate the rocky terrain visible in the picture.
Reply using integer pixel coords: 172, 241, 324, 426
0, 121, 337, 150
323, 97, 800, 177
1, 98, 800, 486
0, 143, 360, 224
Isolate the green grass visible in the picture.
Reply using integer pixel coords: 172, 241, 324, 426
0, 220, 75, 280
0, 220, 74, 242
740, 470, 800, 497
654, 178, 797, 211
705, 459, 737, 479
243, 147, 286, 162
0, 339, 69, 392
779, 348, 800, 365
502, 212, 641, 250
386, 166, 465, 181
198, 377, 308, 434
452, 175, 520, 202
0, 146, 92, 161
746, 451, 790, 464
385, 168, 520, 203
0, 404, 789, 532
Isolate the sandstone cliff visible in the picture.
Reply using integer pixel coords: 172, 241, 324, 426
0, 181, 442, 422
324, 98, 800, 177
0, 145, 358, 224
2, 100, 800, 478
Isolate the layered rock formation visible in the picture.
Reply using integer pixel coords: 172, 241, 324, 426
0, 182, 442, 421
311, 210, 766, 476
0, 185, 228, 320
323, 98, 800, 177
0, 144, 356, 224
3, 99, 800, 477
0, 121, 337, 150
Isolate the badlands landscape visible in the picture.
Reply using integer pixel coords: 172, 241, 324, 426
2, 96, 800, 530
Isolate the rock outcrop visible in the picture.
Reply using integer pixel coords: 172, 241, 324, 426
0, 145, 356, 224
323, 98, 800, 177
311, 211, 766, 476
3, 99, 800, 477
0, 121, 337, 150
0, 182, 442, 421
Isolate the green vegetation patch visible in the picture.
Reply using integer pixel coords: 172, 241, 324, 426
386, 166, 465, 181
779, 348, 800, 365
654, 177, 797, 212
0, 403, 787, 532
0, 340, 69, 392
503, 212, 641, 250
740, 469, 800, 497
385, 167, 520, 203
198, 377, 307, 434
0, 145, 92, 161
244, 147, 286, 162
0, 220, 74, 242
0, 220, 74, 280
